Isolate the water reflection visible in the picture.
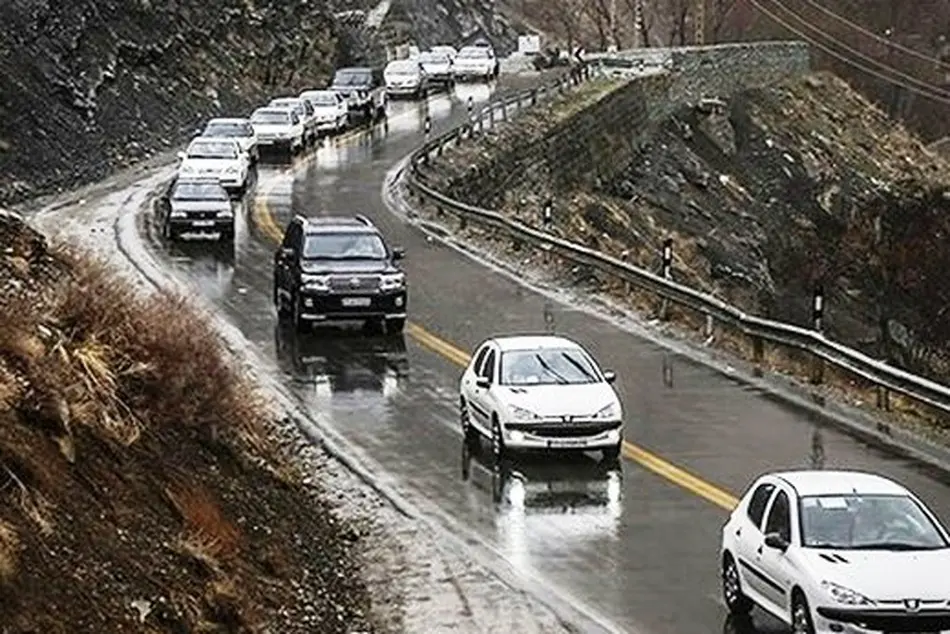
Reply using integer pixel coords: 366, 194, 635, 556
273, 323, 409, 397
461, 438, 622, 569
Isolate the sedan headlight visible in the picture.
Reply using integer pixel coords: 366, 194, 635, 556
821, 581, 874, 606
593, 402, 620, 419
224, 165, 238, 173
301, 274, 330, 291
508, 405, 540, 421
216, 208, 233, 218
379, 272, 405, 291
180, 164, 197, 174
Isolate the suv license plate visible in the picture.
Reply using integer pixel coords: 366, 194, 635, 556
341, 297, 371, 307
548, 439, 587, 448
192, 220, 215, 227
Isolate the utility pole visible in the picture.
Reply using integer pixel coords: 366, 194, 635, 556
694, 0, 705, 45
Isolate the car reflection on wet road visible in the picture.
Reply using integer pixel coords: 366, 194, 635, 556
274, 323, 409, 397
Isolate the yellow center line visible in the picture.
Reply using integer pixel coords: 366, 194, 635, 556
250, 103, 740, 513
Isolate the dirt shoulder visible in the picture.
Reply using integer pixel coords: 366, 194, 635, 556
416, 70, 950, 443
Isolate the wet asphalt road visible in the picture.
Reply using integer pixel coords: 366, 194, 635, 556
140, 78, 950, 634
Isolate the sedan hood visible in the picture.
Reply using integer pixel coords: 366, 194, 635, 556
170, 200, 230, 213
801, 548, 950, 600
422, 63, 451, 74
502, 383, 618, 417
311, 106, 340, 118
300, 260, 392, 275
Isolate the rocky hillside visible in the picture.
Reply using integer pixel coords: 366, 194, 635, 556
0, 0, 339, 206
425, 71, 950, 382
0, 211, 384, 632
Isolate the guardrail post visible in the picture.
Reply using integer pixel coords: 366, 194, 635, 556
544, 300, 556, 333
424, 115, 431, 137
542, 199, 553, 229
659, 237, 673, 320
810, 285, 825, 385
752, 337, 764, 376
467, 96, 473, 121
488, 106, 495, 128
531, 89, 537, 105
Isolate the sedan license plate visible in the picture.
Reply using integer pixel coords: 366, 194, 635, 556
341, 297, 371, 307
548, 438, 587, 448
192, 220, 216, 227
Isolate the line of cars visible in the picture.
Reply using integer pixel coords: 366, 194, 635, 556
153, 62, 409, 241
382, 41, 501, 100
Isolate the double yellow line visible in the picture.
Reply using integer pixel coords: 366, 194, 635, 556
251, 104, 740, 512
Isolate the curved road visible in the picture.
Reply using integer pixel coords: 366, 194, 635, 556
139, 78, 950, 634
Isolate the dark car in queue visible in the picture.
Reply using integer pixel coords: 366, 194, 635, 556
153, 177, 234, 241
272, 214, 407, 334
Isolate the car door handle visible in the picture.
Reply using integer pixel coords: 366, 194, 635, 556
735, 527, 741, 537
756, 545, 763, 555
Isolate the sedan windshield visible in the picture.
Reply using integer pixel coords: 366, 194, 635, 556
303, 232, 387, 260
187, 142, 237, 159
203, 122, 248, 137
171, 181, 228, 201
419, 53, 448, 64
251, 111, 290, 124
499, 348, 600, 386
800, 494, 949, 550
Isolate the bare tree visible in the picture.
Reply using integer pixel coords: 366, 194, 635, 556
623, 0, 654, 47
584, 0, 612, 50
669, 0, 691, 46
709, 0, 737, 41
533, 0, 581, 51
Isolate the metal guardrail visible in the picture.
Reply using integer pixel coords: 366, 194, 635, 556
403, 63, 950, 416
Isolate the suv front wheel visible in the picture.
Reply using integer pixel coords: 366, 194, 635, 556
386, 317, 405, 334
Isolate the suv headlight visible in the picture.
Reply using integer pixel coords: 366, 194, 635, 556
821, 581, 874, 606
301, 274, 330, 291
593, 402, 620, 419
216, 208, 233, 218
180, 164, 196, 174
508, 405, 540, 421
224, 165, 238, 173
379, 272, 405, 291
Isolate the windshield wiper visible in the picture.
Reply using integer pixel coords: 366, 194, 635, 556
534, 354, 569, 384
560, 352, 595, 382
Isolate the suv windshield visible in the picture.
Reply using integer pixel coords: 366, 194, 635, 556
303, 232, 387, 260
333, 70, 372, 86
799, 494, 949, 550
187, 142, 237, 158
386, 62, 416, 75
172, 181, 228, 201
251, 111, 290, 124
499, 348, 600, 386
458, 48, 490, 59
303, 92, 337, 105
419, 53, 448, 63
204, 122, 248, 137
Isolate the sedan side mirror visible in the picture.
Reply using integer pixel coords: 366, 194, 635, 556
475, 376, 490, 389
603, 370, 616, 384
392, 246, 405, 260
277, 247, 294, 260
177, 151, 187, 160
764, 532, 789, 552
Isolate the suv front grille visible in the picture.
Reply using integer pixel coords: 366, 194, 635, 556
506, 421, 620, 437
328, 274, 380, 292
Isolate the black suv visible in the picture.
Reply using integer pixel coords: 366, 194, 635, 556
273, 215, 407, 333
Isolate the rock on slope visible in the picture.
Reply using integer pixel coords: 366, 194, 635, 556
426, 71, 950, 382
0, 211, 384, 632
0, 0, 338, 205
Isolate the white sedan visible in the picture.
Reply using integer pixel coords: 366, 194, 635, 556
176, 138, 249, 195
720, 470, 950, 634
458, 334, 623, 461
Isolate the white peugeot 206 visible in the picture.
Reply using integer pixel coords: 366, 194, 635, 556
721, 470, 950, 634
458, 334, 623, 462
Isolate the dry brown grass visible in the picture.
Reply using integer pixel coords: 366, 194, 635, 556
0, 519, 21, 585
166, 482, 243, 567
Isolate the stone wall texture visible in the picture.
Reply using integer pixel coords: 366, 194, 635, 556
432, 41, 811, 208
